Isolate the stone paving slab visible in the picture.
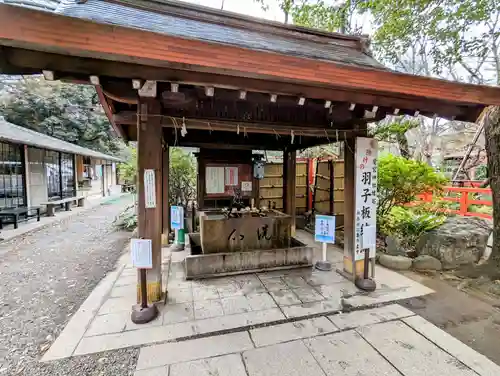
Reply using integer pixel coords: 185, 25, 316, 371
250, 316, 338, 347
192, 307, 285, 334
403, 315, 500, 376
134, 366, 169, 376
169, 354, 248, 376
281, 299, 342, 318
85, 311, 129, 336
75, 321, 197, 356
329, 303, 415, 330
243, 340, 325, 376
357, 320, 477, 376
304, 330, 401, 376
136, 332, 254, 371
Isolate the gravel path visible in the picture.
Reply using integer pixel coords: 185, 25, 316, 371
0, 195, 139, 375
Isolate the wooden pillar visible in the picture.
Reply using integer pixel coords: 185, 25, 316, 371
343, 138, 358, 279
252, 173, 260, 209
197, 154, 205, 209
283, 149, 297, 236
305, 158, 311, 213
329, 160, 335, 215
137, 99, 163, 303
161, 143, 169, 245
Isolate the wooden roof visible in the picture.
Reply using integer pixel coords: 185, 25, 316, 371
1, 1, 500, 149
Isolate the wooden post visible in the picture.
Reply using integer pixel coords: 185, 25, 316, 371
197, 153, 205, 209
161, 143, 170, 245
252, 174, 260, 209
342, 137, 357, 279
137, 99, 163, 303
329, 160, 335, 215
283, 148, 297, 236
305, 158, 311, 213
282, 150, 288, 213
459, 191, 469, 216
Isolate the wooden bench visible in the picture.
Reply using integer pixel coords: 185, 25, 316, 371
41, 196, 85, 217
0, 207, 41, 229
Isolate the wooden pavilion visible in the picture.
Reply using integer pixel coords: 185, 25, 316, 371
2, 0, 500, 303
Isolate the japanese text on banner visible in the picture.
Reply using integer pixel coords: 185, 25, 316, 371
354, 138, 378, 261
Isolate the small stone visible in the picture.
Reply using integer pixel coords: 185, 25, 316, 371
98, 357, 108, 364
378, 254, 412, 270
412, 255, 442, 271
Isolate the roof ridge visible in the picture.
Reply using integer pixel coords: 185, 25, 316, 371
107, 0, 369, 50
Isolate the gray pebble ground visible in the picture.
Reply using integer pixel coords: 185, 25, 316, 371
0, 195, 138, 375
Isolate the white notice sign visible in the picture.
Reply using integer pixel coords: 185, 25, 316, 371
131, 238, 152, 269
206, 167, 225, 194
171, 205, 184, 230
144, 169, 156, 208
354, 137, 378, 261
241, 181, 252, 192
315, 215, 336, 244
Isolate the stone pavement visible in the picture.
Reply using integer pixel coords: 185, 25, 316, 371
43, 230, 433, 360
133, 304, 500, 376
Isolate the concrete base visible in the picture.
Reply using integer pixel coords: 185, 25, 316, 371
315, 260, 332, 271
355, 277, 377, 292
130, 304, 158, 324
185, 238, 313, 279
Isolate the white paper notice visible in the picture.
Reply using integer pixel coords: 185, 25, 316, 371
144, 169, 156, 208
362, 225, 376, 248
225, 166, 239, 186
131, 239, 152, 269
206, 167, 225, 194
354, 137, 378, 261
241, 181, 252, 191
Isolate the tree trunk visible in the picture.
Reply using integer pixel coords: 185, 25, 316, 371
396, 133, 411, 159
484, 106, 500, 262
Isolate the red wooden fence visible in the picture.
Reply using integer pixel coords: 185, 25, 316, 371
414, 186, 492, 219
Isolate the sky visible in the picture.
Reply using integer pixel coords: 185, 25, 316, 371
188, 0, 286, 22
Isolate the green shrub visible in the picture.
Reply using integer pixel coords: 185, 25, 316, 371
409, 199, 455, 216
469, 205, 493, 215
380, 206, 446, 248
377, 154, 448, 217
114, 204, 137, 231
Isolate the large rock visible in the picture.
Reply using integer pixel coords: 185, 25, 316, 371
378, 254, 412, 270
412, 255, 442, 271
385, 236, 406, 256
416, 217, 492, 270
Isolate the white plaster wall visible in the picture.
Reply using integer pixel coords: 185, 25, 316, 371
27, 147, 48, 206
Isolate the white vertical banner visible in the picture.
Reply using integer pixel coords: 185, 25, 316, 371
354, 138, 378, 261
144, 169, 156, 208
225, 166, 239, 186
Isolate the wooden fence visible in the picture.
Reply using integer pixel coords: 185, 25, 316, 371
259, 158, 345, 223
414, 186, 492, 219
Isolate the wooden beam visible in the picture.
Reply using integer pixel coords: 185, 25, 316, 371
115, 111, 368, 137
5, 48, 477, 121
137, 98, 163, 303
283, 149, 297, 236
1, 5, 499, 111
95, 85, 126, 139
